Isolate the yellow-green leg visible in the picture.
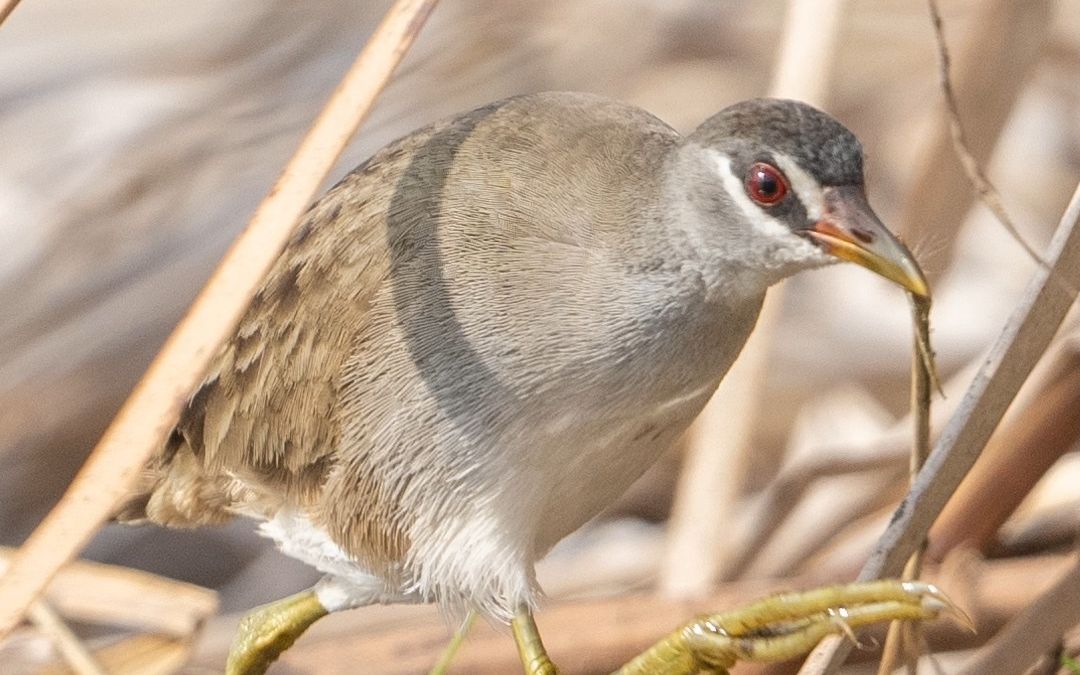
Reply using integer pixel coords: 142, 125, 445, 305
512, 605, 561, 675
226, 589, 329, 675
615, 580, 965, 675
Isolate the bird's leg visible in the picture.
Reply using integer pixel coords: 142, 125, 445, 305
226, 588, 328, 675
615, 580, 966, 675
512, 605, 561, 675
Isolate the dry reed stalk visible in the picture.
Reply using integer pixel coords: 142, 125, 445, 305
881, 0, 1059, 667
0, 546, 218, 637
929, 340, 1080, 558
37, 634, 195, 675
0, 0, 440, 638
0, 555, 105, 675
661, 0, 847, 596
26, 602, 106, 675
801, 1, 1066, 669
798, 182, 1080, 674
724, 446, 907, 580
0, 0, 22, 28
879, 0, 1058, 666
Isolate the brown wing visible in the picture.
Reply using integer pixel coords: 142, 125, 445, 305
115, 94, 526, 528
116, 141, 409, 526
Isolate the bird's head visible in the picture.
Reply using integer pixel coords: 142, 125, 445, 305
676, 98, 928, 298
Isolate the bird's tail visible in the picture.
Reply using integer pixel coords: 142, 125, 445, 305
112, 432, 234, 527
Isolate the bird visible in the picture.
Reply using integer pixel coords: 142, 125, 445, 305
117, 92, 940, 674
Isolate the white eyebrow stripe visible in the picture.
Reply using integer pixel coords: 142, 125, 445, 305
772, 153, 824, 221
709, 150, 794, 240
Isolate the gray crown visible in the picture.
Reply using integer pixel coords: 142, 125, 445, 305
690, 98, 864, 187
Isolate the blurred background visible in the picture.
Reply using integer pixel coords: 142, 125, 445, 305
1, 0, 1079, 672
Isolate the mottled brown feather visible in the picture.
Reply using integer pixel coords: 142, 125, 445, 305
117, 129, 409, 524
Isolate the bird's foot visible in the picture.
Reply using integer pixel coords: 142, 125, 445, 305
616, 580, 969, 675
226, 589, 329, 675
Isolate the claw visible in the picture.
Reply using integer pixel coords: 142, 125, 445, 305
897, 581, 975, 633
825, 608, 865, 648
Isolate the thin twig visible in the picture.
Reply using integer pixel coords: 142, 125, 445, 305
429, 611, 477, 675
800, 4, 1072, 671
0, 0, 440, 638
908, 298, 935, 487
797, 182, 1080, 674
927, 0, 1072, 295
878, 296, 937, 675
899, 0, 1052, 281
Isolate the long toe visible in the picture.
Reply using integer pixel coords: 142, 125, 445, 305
615, 579, 963, 675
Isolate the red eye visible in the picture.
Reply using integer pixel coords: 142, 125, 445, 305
745, 162, 788, 205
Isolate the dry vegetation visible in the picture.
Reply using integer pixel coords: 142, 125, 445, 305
1, 1, 1078, 673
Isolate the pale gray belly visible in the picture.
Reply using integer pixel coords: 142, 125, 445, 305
520, 378, 721, 557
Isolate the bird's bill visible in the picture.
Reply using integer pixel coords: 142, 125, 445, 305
805, 186, 930, 298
